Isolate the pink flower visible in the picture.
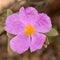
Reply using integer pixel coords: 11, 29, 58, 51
5, 7, 52, 54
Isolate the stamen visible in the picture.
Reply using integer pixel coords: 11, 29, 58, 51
24, 25, 35, 36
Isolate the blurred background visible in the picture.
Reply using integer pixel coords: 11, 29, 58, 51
0, 0, 60, 60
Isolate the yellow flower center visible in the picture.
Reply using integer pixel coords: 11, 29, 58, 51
24, 25, 35, 36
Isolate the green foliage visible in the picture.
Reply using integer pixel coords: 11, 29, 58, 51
46, 28, 58, 44
46, 28, 58, 37
7, 9, 13, 16
0, 11, 7, 34
48, 36, 57, 44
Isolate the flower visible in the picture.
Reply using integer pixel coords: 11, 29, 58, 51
5, 7, 52, 54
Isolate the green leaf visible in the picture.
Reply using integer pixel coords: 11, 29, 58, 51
46, 28, 58, 36
7, 9, 13, 16
0, 11, 7, 34
48, 36, 57, 44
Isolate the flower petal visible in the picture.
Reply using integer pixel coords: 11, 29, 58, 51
10, 34, 30, 54
30, 33, 46, 52
25, 7, 38, 15
19, 7, 39, 25
34, 13, 52, 33
5, 14, 25, 35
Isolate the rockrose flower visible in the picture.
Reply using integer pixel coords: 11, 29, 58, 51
5, 7, 52, 54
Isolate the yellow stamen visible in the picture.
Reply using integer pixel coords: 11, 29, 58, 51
24, 25, 35, 36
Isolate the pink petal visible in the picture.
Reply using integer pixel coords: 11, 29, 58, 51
5, 14, 25, 35
19, 7, 39, 25
19, 7, 38, 16
10, 34, 30, 54
30, 33, 46, 52
34, 13, 52, 33
25, 7, 38, 15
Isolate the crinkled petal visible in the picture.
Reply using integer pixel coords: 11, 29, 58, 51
10, 34, 30, 54
34, 13, 52, 33
5, 14, 25, 35
19, 7, 39, 25
30, 33, 46, 52
25, 7, 38, 15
